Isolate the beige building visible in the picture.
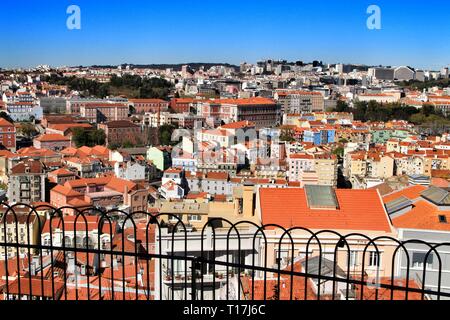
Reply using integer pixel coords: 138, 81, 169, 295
157, 184, 259, 229
0, 209, 41, 259
348, 151, 394, 181
315, 154, 338, 186
275, 91, 325, 113
386, 139, 401, 153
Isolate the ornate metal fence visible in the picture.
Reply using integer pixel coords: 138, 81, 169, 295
0, 203, 449, 301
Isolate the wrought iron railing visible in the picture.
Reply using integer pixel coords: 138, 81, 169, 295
0, 203, 450, 301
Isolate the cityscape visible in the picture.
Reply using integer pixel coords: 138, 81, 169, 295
2, 1, 450, 309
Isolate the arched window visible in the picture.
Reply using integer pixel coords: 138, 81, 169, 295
63, 236, 72, 248
75, 236, 83, 247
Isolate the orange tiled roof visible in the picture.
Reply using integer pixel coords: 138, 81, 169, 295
220, 120, 256, 129
259, 188, 392, 232
49, 168, 74, 176
35, 134, 70, 142
129, 98, 167, 103
205, 171, 229, 180
382, 185, 427, 204
51, 184, 82, 197
0, 118, 14, 127
392, 200, 450, 231
431, 178, 450, 188
205, 97, 276, 106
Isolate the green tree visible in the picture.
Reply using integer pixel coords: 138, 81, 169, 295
333, 147, 344, 158
18, 123, 38, 138
422, 104, 435, 117
109, 143, 120, 150
72, 127, 88, 147
89, 129, 106, 146
158, 124, 176, 146
122, 140, 135, 148
335, 100, 350, 112
72, 128, 106, 147
280, 133, 295, 142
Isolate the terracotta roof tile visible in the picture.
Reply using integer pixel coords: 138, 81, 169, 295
259, 188, 392, 232
382, 185, 427, 204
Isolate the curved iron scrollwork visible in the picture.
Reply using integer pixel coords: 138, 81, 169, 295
0, 202, 449, 301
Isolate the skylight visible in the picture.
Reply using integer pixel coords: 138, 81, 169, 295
305, 185, 339, 210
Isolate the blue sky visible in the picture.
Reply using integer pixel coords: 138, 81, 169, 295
1, 0, 449, 69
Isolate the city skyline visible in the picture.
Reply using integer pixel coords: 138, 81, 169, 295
1, 0, 450, 70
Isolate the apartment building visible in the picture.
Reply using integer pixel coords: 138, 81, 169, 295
129, 98, 169, 114
384, 186, 450, 298
33, 134, 72, 151
50, 176, 148, 214
66, 97, 128, 114
146, 146, 172, 171
41, 215, 117, 252
155, 185, 261, 299
198, 97, 281, 129
0, 118, 16, 151
0, 211, 40, 259
196, 129, 235, 148
288, 153, 338, 186
80, 102, 129, 123
275, 90, 325, 113
7, 159, 46, 205
287, 153, 315, 181
169, 98, 196, 113
6, 101, 43, 121
98, 120, 147, 147
347, 150, 395, 182
357, 93, 400, 104
142, 111, 205, 128
315, 154, 338, 186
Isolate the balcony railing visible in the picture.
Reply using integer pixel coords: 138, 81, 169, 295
0, 202, 450, 301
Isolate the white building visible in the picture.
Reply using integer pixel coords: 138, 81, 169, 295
114, 161, 146, 181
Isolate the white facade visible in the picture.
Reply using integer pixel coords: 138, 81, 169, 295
7, 103, 43, 121
114, 161, 146, 181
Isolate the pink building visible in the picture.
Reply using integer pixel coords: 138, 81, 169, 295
33, 134, 72, 151
80, 103, 129, 123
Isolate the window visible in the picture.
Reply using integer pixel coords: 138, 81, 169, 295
349, 251, 358, 267
412, 252, 433, 269
439, 215, 447, 223
368, 251, 380, 267
188, 214, 201, 221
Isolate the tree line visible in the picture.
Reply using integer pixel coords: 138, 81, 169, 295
41, 74, 172, 99
332, 100, 450, 125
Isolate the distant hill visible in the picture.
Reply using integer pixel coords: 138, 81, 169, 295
88, 63, 239, 72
